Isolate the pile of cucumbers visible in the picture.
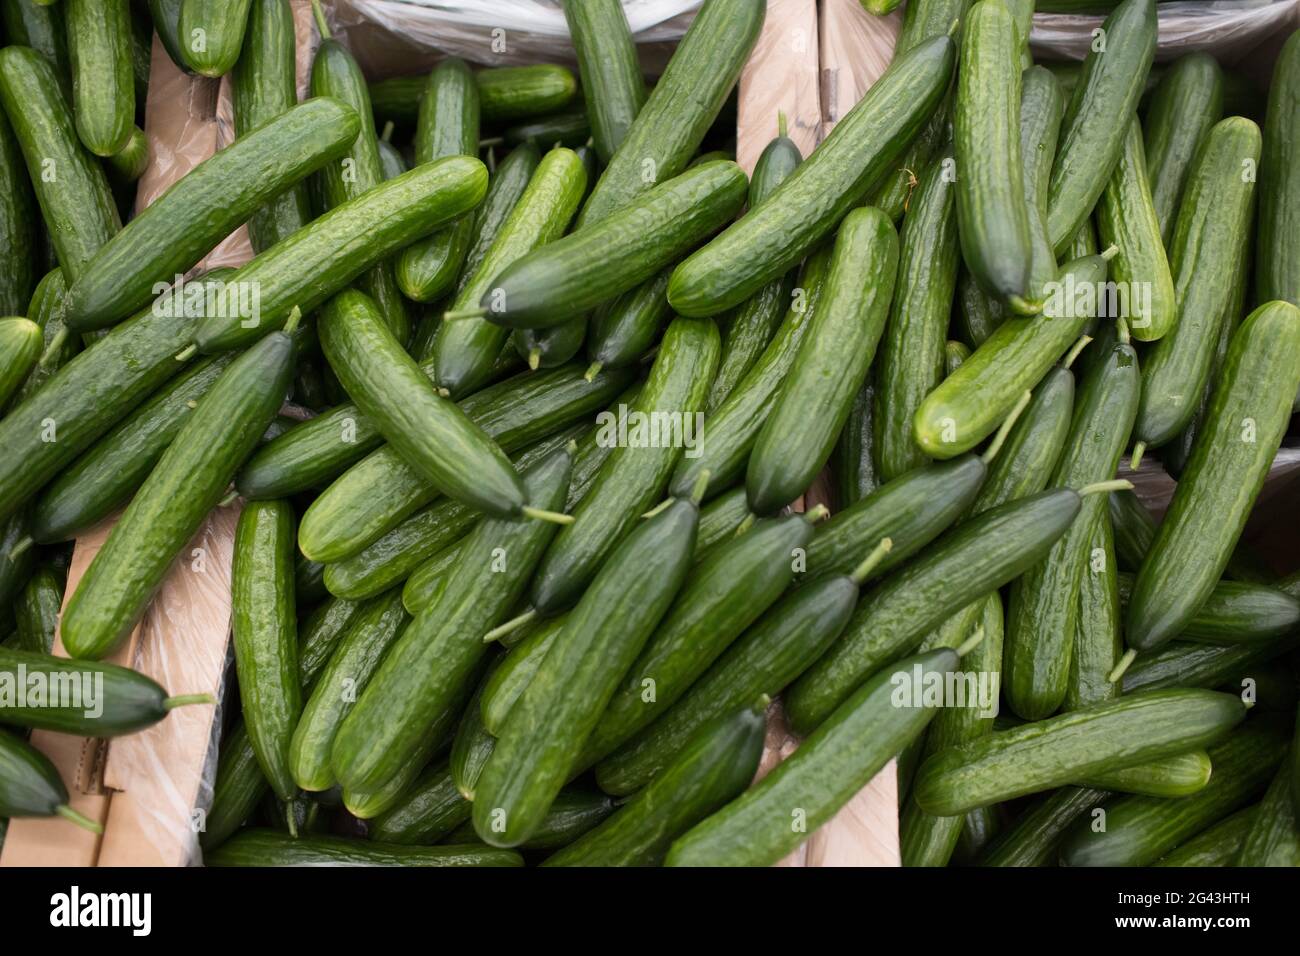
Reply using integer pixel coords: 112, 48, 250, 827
1, 0, 1298, 869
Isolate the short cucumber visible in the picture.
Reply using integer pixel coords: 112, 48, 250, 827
13, 564, 62, 653
0, 728, 100, 833
369, 65, 577, 126
367, 761, 470, 845
1155, 805, 1256, 867
514, 319, 586, 370
546, 702, 765, 866
65, 98, 362, 330
449, 661, 499, 800
1080, 750, 1213, 798
667, 35, 954, 317
585, 270, 673, 378
178, 0, 253, 78
667, 648, 956, 867
0, 91, 37, 315
913, 689, 1246, 816
979, 786, 1108, 866
479, 615, 566, 736
1065, 518, 1121, 711
1257, 29, 1300, 306
1128, 300, 1300, 650
563, 0, 647, 164
1115, 573, 1300, 645
0, 318, 40, 409
207, 830, 522, 867
65, 0, 134, 157
59, 319, 296, 660
1235, 759, 1300, 866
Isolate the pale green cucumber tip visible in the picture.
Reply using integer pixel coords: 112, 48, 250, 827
56, 804, 103, 834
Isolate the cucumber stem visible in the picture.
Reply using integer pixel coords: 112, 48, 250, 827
522, 506, 574, 526
286, 800, 299, 839
803, 504, 830, 524
8, 535, 34, 561
175, 343, 198, 362
381, 120, 395, 143
1061, 334, 1092, 370
955, 625, 985, 658
947, 17, 961, 36
733, 513, 756, 537
642, 497, 673, 519
1099, 244, 1119, 262
219, 489, 239, 508
56, 804, 103, 835
777, 110, 788, 138
982, 390, 1032, 464
484, 608, 536, 644
163, 693, 217, 710
583, 361, 602, 382
752, 693, 773, 713
1116, 316, 1131, 345
479, 136, 505, 149
1129, 441, 1146, 472
850, 537, 893, 586
528, 349, 541, 371
185, 399, 198, 409
443, 307, 488, 321
1006, 294, 1042, 316
283, 306, 302, 334
1106, 648, 1137, 684
38, 325, 69, 367
1078, 478, 1134, 497
310, 0, 330, 38
688, 469, 711, 507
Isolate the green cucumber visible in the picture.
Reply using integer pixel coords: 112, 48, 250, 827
331, 447, 572, 796
449, 662, 498, 801
1004, 331, 1140, 720
580, 509, 819, 766
456, 142, 540, 299
472, 161, 747, 329
912, 251, 1112, 458
297, 598, 361, 689
1257, 30, 1300, 306
13, 269, 78, 406
913, 689, 1246, 816
103, 126, 148, 183
59, 318, 296, 660
30, 353, 238, 542
1236, 756, 1300, 866
207, 830, 522, 867
0, 728, 100, 832
1115, 573, 1300, 645
13, 565, 61, 653
502, 110, 590, 149
874, 151, 957, 481
0, 46, 120, 283
955, 270, 1003, 348
547, 702, 765, 867
1081, 750, 1212, 798
0, 97, 36, 315
2, 0, 72, 96
147, 0, 190, 74
832, 382, 876, 507
1143, 52, 1224, 248
667, 647, 956, 867
435, 146, 588, 397
514, 320, 586, 370
666, 34, 954, 317
563, 0, 647, 164
954, 1, 1033, 307
1058, 718, 1289, 867
479, 615, 565, 736
576, 0, 762, 227
1066, 518, 1121, 711
0, 318, 40, 409
230, 500, 299, 802
1155, 805, 1256, 867
944, 341, 970, 377
1134, 117, 1262, 447
0, 513, 35, 610
377, 137, 405, 180
367, 761, 470, 845
528, 316, 719, 614
585, 270, 672, 378
785, 487, 1089, 734
370, 65, 577, 126
1124, 637, 1299, 696
395, 58, 480, 303
1128, 300, 1300, 650
1108, 487, 1156, 572
473, 488, 701, 847
194, 155, 488, 352
341, 708, 458, 821
178, 0, 253, 78
441, 789, 618, 850
65, 98, 362, 330
65, 0, 133, 157
979, 786, 1108, 866
1045, 0, 1156, 253
669, 247, 832, 502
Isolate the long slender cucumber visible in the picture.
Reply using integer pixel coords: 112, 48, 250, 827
0, 728, 101, 833
1257, 30, 1300, 306
562, 0, 647, 164
207, 830, 521, 867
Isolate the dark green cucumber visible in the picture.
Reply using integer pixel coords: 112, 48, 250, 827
576, 0, 762, 227
585, 270, 672, 378
30, 353, 238, 543
502, 110, 590, 149
2, 0, 72, 96
1155, 806, 1256, 867
667, 648, 956, 866
832, 382, 877, 507
1081, 750, 1213, 798
65, 98, 361, 330
146, 0, 191, 74
177, 0, 253, 78
207, 830, 522, 867
785, 488, 1087, 734
367, 761, 470, 845
319, 289, 527, 519
1045, 0, 1156, 252
13, 269, 78, 406
0, 95, 36, 315
1257, 30, 1300, 306
0, 645, 215, 735
749, 208, 897, 512
369, 65, 576, 126
0, 728, 99, 832
479, 615, 566, 736
954, 0, 1033, 307
580, 510, 818, 766
666, 34, 954, 317
1115, 573, 1300, 645
65, 0, 133, 157
1134, 117, 1261, 447
456, 142, 539, 299
1233, 759, 1300, 866
514, 320, 586, 369
955, 269, 1003, 348
331, 447, 572, 796
395, 58, 480, 303
1066, 518, 1122, 711
913, 689, 1246, 816
1143, 52, 1224, 248
1108, 487, 1155, 571
474, 491, 700, 847
548, 702, 765, 867
442, 788, 618, 850
945, 341, 970, 376
59, 321, 295, 660
912, 251, 1111, 458
289, 591, 409, 793
529, 317, 719, 614
563, 0, 647, 164
1004, 331, 1140, 720
230, 500, 299, 802
13, 565, 61, 653
298, 362, 632, 563
1128, 300, 1300, 650
0, 318, 40, 409
376, 137, 406, 180
1058, 717, 1288, 867
449, 661, 499, 801
0, 46, 119, 283
476, 161, 747, 329
1124, 637, 1299, 696
874, 152, 957, 481
979, 786, 1108, 866
435, 146, 588, 397
0, 513, 35, 611
670, 247, 832, 501
103, 126, 148, 183
194, 156, 488, 352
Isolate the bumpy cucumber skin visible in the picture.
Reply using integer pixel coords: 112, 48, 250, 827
1154, 806, 1256, 867
1045, 0, 1156, 253
13, 566, 62, 654
449, 663, 499, 801
667, 35, 954, 317
785, 489, 1083, 735
0, 90, 36, 315
66, 0, 133, 157
479, 615, 565, 736
1257, 30, 1300, 307
832, 382, 877, 507
1115, 572, 1300, 645
369, 65, 576, 125
456, 143, 539, 296
1235, 758, 1300, 866
668, 648, 955, 867
178, 0, 253, 78
1134, 117, 1261, 447
1128, 301, 1300, 651
586, 271, 673, 374
1066, 518, 1121, 711
1143, 52, 1223, 248
874, 152, 957, 482
60, 329, 295, 660
0, 318, 40, 410
563, 0, 647, 164
207, 830, 522, 867
195, 156, 488, 352
979, 786, 1108, 866
367, 762, 470, 845
2, 0, 72, 95
13, 269, 79, 406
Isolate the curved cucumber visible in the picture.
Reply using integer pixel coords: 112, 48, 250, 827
66, 0, 134, 157
979, 786, 1108, 866
449, 662, 498, 801
456, 142, 540, 300
1079, 749, 1212, 798
563, 0, 647, 164
177, 0, 253, 78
